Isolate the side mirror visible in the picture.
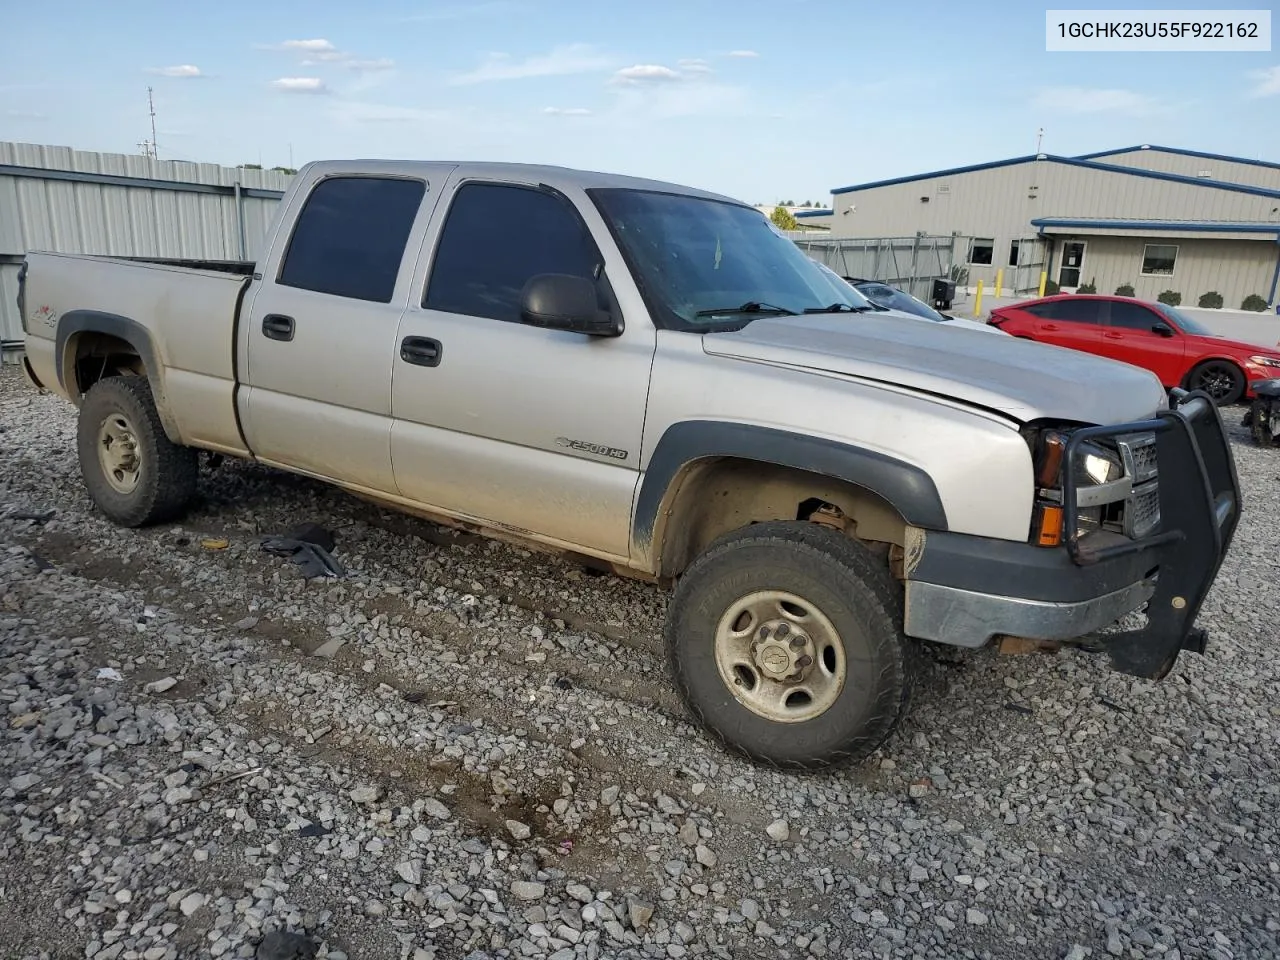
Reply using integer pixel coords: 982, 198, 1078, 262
1151, 322, 1174, 337
520, 274, 620, 337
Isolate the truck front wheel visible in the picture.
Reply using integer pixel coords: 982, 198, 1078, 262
76, 376, 198, 527
665, 521, 917, 770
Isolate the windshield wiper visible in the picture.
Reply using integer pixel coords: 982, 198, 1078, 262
802, 303, 875, 314
694, 301, 797, 318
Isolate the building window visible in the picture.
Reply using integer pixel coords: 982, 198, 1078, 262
1141, 244, 1178, 277
968, 238, 994, 265
1008, 240, 1020, 267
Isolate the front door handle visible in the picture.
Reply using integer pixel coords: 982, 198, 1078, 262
1043, 323, 1059, 331
1103, 332, 1123, 340
262, 314, 295, 342
401, 336, 442, 367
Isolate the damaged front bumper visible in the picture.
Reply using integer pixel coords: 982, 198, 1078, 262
903, 390, 1241, 680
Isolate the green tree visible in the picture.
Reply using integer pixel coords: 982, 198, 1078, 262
770, 206, 798, 230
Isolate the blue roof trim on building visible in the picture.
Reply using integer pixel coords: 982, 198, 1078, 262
1031, 217, 1280, 235
1074, 144, 1280, 172
1050, 155, 1280, 198
830, 153, 1280, 199
831, 155, 1039, 194
795, 209, 832, 218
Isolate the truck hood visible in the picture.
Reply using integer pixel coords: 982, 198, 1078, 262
701, 312, 1167, 425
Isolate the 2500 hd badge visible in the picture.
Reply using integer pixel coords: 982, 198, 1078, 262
555, 437, 629, 460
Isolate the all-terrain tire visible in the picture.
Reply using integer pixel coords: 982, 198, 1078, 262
76, 376, 198, 527
665, 520, 918, 770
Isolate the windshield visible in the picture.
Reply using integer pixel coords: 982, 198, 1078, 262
1153, 301, 1214, 336
853, 281, 947, 322
589, 188, 873, 330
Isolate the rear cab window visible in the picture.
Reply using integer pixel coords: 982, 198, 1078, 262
278, 175, 427, 303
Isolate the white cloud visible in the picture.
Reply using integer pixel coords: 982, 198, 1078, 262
1247, 65, 1280, 98
543, 106, 592, 116
449, 44, 614, 85
678, 58, 714, 75
611, 64, 683, 85
271, 77, 329, 94
342, 58, 396, 71
280, 39, 336, 52
148, 64, 203, 78
727, 50, 759, 58
1031, 86, 1165, 116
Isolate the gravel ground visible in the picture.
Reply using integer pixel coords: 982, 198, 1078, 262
2, 364, 1279, 960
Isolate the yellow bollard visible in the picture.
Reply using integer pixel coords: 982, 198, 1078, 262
973, 280, 984, 318
1038, 271, 1047, 297
995, 268, 1004, 298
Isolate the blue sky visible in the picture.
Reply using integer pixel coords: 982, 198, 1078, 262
1, 0, 1278, 203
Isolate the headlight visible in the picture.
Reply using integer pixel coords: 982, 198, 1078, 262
1249, 355, 1280, 368
1075, 442, 1123, 485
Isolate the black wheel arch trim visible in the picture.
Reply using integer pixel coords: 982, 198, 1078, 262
632, 420, 949, 552
54, 310, 182, 444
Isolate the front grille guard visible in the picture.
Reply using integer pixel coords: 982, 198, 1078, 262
1060, 389, 1242, 678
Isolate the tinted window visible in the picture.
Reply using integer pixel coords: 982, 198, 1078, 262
1035, 299, 1102, 324
425, 183, 601, 323
278, 176, 426, 303
1109, 301, 1160, 330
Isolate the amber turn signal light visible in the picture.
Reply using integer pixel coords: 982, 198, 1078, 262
1035, 504, 1063, 547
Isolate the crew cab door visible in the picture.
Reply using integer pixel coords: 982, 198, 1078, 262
238, 171, 436, 492
1024, 298, 1104, 352
1095, 299, 1187, 387
389, 177, 656, 561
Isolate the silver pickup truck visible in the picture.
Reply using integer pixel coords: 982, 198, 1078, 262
16, 159, 1241, 769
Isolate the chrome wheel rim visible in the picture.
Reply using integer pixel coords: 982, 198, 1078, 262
97, 414, 142, 494
713, 590, 846, 723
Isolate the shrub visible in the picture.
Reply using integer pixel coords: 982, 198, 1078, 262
1115, 283, 1135, 297
1157, 290, 1181, 306
1242, 294, 1268, 312
1077, 277, 1097, 294
1197, 291, 1224, 309
1043, 279, 1060, 295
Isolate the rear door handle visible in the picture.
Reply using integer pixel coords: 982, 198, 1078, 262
262, 314, 295, 342
1103, 332, 1123, 340
1042, 323, 1058, 331
401, 336, 442, 367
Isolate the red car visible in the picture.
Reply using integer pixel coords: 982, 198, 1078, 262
988, 294, 1280, 405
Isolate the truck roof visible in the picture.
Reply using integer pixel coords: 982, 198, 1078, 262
298, 159, 744, 206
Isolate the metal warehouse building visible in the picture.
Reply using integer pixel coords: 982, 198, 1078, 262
816, 145, 1280, 311
1, 141, 291, 361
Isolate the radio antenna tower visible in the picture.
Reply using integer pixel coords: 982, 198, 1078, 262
139, 87, 159, 160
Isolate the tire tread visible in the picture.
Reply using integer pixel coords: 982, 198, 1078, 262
665, 521, 920, 771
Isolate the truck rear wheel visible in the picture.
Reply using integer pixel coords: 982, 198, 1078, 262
76, 376, 198, 527
665, 521, 917, 770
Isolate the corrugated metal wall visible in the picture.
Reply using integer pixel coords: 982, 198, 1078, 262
1, 141, 292, 358
1047, 234, 1279, 309
825, 157, 1280, 292
1091, 148, 1280, 192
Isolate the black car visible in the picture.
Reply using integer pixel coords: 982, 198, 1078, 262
844, 278, 952, 322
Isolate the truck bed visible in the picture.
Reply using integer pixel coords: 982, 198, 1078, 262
22, 251, 253, 455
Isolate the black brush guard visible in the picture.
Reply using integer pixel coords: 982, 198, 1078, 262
1061, 389, 1241, 679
